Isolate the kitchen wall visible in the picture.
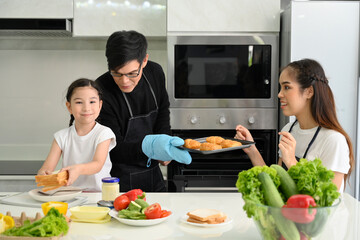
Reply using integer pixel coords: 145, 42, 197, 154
0, 37, 167, 191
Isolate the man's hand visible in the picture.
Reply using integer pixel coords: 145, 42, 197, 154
142, 134, 192, 165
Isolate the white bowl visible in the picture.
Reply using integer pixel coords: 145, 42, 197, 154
253, 198, 341, 239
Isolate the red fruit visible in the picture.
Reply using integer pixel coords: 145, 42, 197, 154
160, 210, 172, 218
114, 194, 130, 211
144, 203, 162, 219
123, 189, 146, 201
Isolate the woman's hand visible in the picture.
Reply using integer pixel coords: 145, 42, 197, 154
60, 166, 81, 186
278, 131, 297, 168
235, 125, 255, 154
235, 125, 254, 141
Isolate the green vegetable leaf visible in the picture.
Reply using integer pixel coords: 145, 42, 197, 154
236, 166, 281, 218
118, 209, 146, 220
288, 158, 340, 206
2, 208, 68, 237
236, 166, 281, 240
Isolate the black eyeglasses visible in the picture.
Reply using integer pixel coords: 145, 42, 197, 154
110, 63, 142, 78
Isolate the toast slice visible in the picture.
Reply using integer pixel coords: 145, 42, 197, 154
187, 209, 227, 224
35, 170, 69, 192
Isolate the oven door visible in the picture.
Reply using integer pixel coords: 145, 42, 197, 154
167, 34, 279, 108
168, 129, 277, 192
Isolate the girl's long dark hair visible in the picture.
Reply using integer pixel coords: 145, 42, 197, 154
66, 78, 103, 126
285, 59, 354, 185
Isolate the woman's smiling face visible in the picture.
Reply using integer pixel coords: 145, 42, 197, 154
278, 68, 311, 117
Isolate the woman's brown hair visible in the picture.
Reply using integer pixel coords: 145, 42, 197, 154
285, 59, 354, 185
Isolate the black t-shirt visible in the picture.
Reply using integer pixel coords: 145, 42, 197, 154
96, 61, 171, 176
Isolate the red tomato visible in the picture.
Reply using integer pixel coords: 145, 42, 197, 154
160, 210, 172, 218
144, 203, 162, 219
114, 195, 130, 211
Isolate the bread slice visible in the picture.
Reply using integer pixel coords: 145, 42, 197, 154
187, 215, 226, 224
35, 170, 69, 192
187, 209, 227, 224
187, 217, 209, 224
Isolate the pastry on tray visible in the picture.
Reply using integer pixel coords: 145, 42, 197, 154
221, 139, 242, 148
205, 136, 225, 145
184, 139, 201, 149
199, 142, 222, 151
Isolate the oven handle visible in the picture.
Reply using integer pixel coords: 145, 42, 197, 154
184, 187, 238, 192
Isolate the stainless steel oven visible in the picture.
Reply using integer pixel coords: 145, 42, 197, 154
167, 34, 278, 109
166, 33, 279, 192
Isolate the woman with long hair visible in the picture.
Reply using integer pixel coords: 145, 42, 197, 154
235, 59, 354, 192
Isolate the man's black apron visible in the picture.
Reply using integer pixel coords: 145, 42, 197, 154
118, 73, 166, 192
281, 120, 321, 169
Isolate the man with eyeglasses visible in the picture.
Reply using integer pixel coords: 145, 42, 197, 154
96, 30, 191, 192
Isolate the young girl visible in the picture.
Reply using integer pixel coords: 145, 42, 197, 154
235, 59, 354, 192
37, 78, 116, 192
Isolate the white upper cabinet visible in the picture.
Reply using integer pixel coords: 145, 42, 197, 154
168, 0, 280, 33
73, 0, 166, 37
0, 0, 73, 18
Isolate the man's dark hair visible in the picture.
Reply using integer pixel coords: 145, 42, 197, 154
105, 30, 148, 71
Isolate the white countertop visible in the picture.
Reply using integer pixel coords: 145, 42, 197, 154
0, 192, 359, 240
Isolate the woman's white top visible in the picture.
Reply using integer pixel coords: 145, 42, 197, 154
54, 122, 116, 192
279, 122, 350, 193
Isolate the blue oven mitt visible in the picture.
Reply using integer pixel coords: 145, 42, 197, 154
142, 134, 192, 167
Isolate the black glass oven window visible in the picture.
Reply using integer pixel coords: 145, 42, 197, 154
175, 45, 271, 98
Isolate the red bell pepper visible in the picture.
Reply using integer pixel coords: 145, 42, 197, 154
122, 189, 146, 202
281, 194, 317, 224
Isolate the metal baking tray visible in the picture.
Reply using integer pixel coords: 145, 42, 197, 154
178, 137, 255, 155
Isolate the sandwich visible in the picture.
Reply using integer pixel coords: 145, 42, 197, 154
35, 170, 69, 192
186, 208, 227, 224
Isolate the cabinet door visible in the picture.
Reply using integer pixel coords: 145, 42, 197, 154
73, 0, 166, 37
0, 0, 73, 18
167, 0, 280, 32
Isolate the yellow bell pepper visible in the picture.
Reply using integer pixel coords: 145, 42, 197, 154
0, 213, 15, 233
41, 201, 68, 216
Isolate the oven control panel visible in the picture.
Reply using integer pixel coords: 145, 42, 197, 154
170, 108, 277, 130
189, 116, 199, 125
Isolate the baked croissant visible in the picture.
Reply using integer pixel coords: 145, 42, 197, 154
200, 142, 222, 151
221, 139, 242, 148
206, 136, 225, 145
184, 139, 201, 149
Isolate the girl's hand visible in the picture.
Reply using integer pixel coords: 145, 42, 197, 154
37, 170, 52, 175
60, 166, 81, 186
278, 131, 297, 168
234, 125, 255, 154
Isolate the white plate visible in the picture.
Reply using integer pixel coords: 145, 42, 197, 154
109, 208, 172, 226
180, 214, 233, 227
28, 188, 82, 202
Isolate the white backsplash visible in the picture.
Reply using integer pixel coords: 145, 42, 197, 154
0, 38, 167, 163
